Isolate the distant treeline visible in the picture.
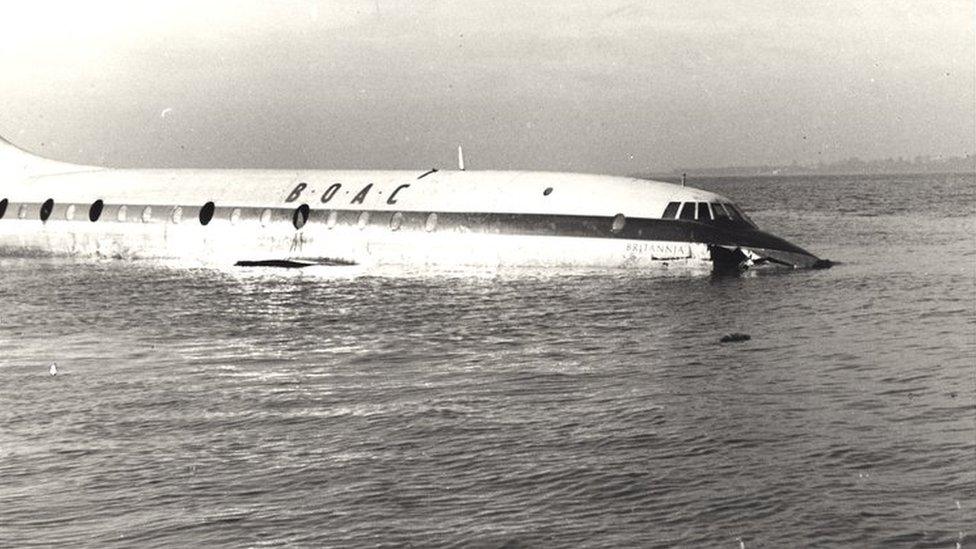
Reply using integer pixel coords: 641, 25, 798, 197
656, 154, 975, 177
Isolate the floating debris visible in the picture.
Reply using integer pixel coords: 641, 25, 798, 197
49, 362, 58, 376
720, 333, 751, 343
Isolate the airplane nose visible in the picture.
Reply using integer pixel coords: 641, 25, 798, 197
740, 245, 830, 269
711, 229, 830, 270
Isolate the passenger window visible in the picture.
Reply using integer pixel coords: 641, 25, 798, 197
40, 199, 54, 222
117, 205, 127, 222
260, 208, 271, 226
89, 200, 104, 222
357, 211, 369, 229
171, 206, 183, 224
697, 202, 711, 221
390, 212, 404, 231
662, 202, 680, 219
611, 213, 626, 234
199, 202, 215, 225
0, 198, 8, 219
326, 210, 338, 229
292, 204, 310, 229
679, 202, 695, 220
424, 212, 438, 232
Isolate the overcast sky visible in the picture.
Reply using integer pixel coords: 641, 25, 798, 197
0, 1, 972, 174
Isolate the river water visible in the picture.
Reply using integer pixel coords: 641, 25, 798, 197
1, 173, 973, 547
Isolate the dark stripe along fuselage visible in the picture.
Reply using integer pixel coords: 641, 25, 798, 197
0, 199, 812, 257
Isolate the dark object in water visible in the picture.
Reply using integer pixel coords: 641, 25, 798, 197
235, 257, 357, 268
236, 259, 311, 269
720, 333, 751, 343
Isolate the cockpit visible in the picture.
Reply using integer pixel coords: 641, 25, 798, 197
661, 201, 757, 229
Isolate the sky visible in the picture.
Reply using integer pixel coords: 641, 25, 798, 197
0, 0, 972, 174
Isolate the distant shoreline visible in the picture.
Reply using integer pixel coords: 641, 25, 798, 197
637, 155, 975, 180
637, 169, 976, 180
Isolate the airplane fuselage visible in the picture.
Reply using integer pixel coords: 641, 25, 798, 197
0, 136, 824, 272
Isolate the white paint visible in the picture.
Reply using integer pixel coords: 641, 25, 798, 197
1, 135, 725, 220
0, 211, 711, 272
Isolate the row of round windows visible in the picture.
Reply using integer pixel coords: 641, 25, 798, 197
0, 198, 221, 225
0, 198, 439, 232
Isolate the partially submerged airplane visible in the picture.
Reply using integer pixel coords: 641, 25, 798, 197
0, 134, 828, 273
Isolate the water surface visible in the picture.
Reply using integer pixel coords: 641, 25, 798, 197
1, 173, 974, 547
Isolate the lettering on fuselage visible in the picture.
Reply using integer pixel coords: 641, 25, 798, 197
350, 184, 372, 204
625, 242, 690, 259
285, 182, 411, 206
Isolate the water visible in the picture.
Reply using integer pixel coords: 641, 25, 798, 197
1, 173, 973, 548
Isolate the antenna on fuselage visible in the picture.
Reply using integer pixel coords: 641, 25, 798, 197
457, 145, 465, 171
681, 172, 686, 186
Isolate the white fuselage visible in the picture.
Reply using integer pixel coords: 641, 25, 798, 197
0, 136, 820, 272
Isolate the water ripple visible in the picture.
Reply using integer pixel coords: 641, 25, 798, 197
1, 174, 974, 547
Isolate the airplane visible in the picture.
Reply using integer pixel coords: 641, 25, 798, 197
0, 134, 828, 273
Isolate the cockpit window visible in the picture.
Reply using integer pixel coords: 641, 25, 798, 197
662, 202, 680, 219
726, 203, 757, 228
723, 203, 741, 222
741, 209, 758, 228
711, 202, 731, 220
671, 200, 757, 227
697, 202, 712, 221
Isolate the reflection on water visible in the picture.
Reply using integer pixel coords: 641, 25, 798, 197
0, 173, 974, 547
